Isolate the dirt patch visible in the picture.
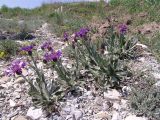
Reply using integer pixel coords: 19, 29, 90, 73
137, 22, 160, 34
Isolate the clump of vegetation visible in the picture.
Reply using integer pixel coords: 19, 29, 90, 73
5, 44, 64, 113
63, 23, 136, 90
0, 40, 19, 59
5, 23, 136, 112
110, 0, 160, 14
0, 2, 107, 36
108, 0, 160, 61
129, 73, 160, 120
139, 32, 160, 61
2, 0, 160, 118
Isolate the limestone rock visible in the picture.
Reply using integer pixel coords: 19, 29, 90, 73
0, 76, 10, 84
13, 115, 27, 120
14, 77, 25, 84
27, 107, 43, 120
111, 111, 121, 120
125, 115, 148, 120
113, 102, 120, 110
104, 89, 121, 100
9, 99, 16, 107
152, 72, 160, 80
155, 81, 160, 87
72, 110, 83, 120
94, 111, 109, 119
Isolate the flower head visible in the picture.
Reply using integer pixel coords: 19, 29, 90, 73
21, 45, 34, 55
21, 45, 33, 52
41, 41, 53, 51
77, 28, 89, 38
74, 28, 89, 41
63, 32, 69, 42
118, 24, 127, 35
56, 50, 62, 59
43, 50, 62, 63
5, 60, 26, 76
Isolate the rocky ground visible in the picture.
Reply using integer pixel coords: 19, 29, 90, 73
0, 23, 159, 120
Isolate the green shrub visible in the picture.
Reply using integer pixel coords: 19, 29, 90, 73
49, 12, 64, 26
139, 32, 160, 61
129, 74, 160, 119
1, 5, 9, 13
110, 0, 160, 14
65, 26, 135, 89
5, 46, 64, 113
0, 40, 19, 58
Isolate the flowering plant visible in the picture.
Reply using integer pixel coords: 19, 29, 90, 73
5, 59, 26, 76
6, 44, 64, 112
64, 25, 134, 89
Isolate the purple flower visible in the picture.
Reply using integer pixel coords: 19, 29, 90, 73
41, 41, 53, 51
63, 32, 69, 42
21, 45, 33, 52
43, 50, 62, 63
75, 28, 89, 40
5, 60, 26, 76
79, 28, 89, 37
43, 52, 52, 63
119, 24, 127, 34
21, 45, 34, 55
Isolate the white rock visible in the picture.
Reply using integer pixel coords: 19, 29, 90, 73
94, 111, 108, 119
111, 111, 122, 120
22, 69, 28, 76
45, 69, 53, 78
53, 71, 58, 79
39, 118, 48, 120
95, 97, 103, 106
122, 86, 132, 96
72, 110, 83, 120
13, 92, 21, 99
104, 89, 121, 100
113, 102, 120, 110
0, 76, 10, 84
65, 115, 72, 120
121, 99, 128, 108
103, 102, 110, 111
27, 107, 43, 120
104, 50, 109, 55
154, 81, 160, 87
136, 43, 148, 49
13, 115, 27, 120
37, 62, 43, 69
125, 115, 148, 120
28, 69, 34, 76
0, 84, 8, 88
138, 57, 145, 62
122, 86, 131, 92
5, 81, 13, 88
14, 77, 25, 84
62, 107, 72, 113
152, 72, 160, 79
88, 109, 93, 115
85, 91, 92, 96
67, 64, 72, 69
15, 88, 22, 92
9, 99, 16, 107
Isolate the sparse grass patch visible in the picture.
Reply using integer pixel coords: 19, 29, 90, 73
0, 2, 107, 36
109, 0, 160, 23
0, 40, 19, 59
139, 32, 160, 61
129, 73, 160, 119
0, 17, 43, 33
